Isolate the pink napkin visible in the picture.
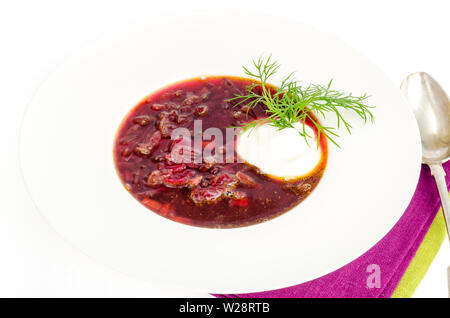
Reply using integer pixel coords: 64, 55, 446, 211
216, 161, 450, 298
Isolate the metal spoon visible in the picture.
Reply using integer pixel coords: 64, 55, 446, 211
401, 72, 450, 296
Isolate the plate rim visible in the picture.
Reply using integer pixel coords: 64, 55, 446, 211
18, 11, 422, 293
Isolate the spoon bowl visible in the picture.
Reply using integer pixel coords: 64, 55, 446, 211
401, 72, 450, 164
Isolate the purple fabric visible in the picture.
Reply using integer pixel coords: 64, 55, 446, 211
217, 162, 450, 298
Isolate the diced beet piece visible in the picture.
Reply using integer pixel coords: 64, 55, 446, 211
134, 144, 152, 157
222, 78, 234, 87
165, 153, 176, 165
284, 183, 312, 195
240, 105, 256, 119
134, 131, 161, 157
148, 131, 161, 149
187, 175, 202, 188
177, 114, 192, 124
119, 134, 137, 146
230, 190, 247, 200
157, 111, 179, 137
133, 115, 152, 126
169, 137, 196, 164
210, 173, 238, 187
158, 121, 176, 137
241, 105, 250, 113
189, 187, 225, 205
180, 105, 193, 113
186, 162, 201, 169
201, 156, 216, 170
152, 154, 165, 162
163, 170, 194, 188
210, 167, 220, 175
170, 215, 194, 225
230, 197, 249, 208
121, 147, 131, 157
166, 163, 186, 173
199, 87, 210, 101
236, 171, 257, 187
233, 110, 243, 119
166, 103, 181, 111
151, 103, 166, 111
173, 90, 184, 98
170, 137, 185, 150
124, 170, 133, 182
183, 93, 200, 105
132, 171, 140, 185
147, 170, 164, 186
158, 110, 176, 120
127, 124, 140, 133
195, 105, 208, 116
135, 187, 169, 199
200, 178, 210, 188
159, 203, 171, 216
142, 198, 162, 211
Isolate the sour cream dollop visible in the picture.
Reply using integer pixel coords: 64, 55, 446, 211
237, 122, 322, 179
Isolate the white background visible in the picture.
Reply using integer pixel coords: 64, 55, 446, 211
1, 0, 449, 297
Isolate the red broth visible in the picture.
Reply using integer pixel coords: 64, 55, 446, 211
114, 76, 327, 228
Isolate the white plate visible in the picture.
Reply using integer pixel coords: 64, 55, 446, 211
20, 11, 421, 293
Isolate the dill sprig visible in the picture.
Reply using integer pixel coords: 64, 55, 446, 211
228, 55, 374, 147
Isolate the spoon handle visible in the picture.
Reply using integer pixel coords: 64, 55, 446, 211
429, 164, 450, 243
448, 265, 450, 297
429, 164, 450, 297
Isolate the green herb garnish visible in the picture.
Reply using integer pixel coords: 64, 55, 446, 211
227, 55, 374, 147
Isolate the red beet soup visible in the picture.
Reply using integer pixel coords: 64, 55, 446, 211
114, 76, 327, 228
